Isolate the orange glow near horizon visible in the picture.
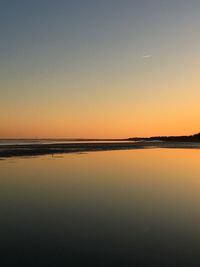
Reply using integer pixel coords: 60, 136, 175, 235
1, 80, 200, 139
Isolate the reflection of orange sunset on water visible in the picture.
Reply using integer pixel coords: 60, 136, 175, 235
2, 149, 200, 217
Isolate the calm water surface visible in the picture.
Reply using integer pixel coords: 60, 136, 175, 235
1, 149, 200, 266
0, 140, 132, 145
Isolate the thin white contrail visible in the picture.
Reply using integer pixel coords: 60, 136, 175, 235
142, 54, 152, 58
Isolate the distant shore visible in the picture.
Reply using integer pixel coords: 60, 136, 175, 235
1, 141, 200, 158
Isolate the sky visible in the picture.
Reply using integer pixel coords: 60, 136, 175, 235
1, 0, 200, 138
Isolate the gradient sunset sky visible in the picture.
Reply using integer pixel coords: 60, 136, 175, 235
1, 0, 200, 138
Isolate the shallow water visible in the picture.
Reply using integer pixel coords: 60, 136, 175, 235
0, 139, 131, 146
1, 149, 200, 266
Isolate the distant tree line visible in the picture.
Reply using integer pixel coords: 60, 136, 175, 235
128, 133, 200, 142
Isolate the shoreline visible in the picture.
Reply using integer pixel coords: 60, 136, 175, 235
1, 141, 200, 158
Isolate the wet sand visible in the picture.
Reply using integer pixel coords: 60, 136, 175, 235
0, 141, 200, 158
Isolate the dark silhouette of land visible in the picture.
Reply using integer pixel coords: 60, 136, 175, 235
128, 132, 200, 142
0, 133, 200, 158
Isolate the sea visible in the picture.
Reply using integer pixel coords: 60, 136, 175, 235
1, 148, 200, 266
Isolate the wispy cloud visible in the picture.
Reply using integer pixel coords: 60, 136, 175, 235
142, 54, 152, 58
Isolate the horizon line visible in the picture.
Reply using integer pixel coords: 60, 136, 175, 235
0, 132, 199, 140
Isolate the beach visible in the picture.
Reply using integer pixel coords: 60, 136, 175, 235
1, 141, 200, 158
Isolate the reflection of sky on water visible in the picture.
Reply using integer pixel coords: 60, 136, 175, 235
0, 140, 133, 146
1, 149, 200, 266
